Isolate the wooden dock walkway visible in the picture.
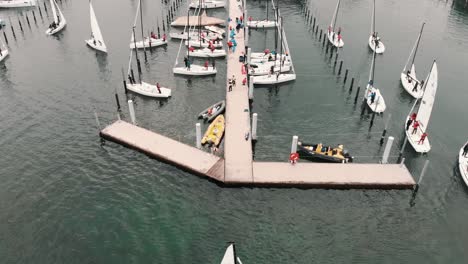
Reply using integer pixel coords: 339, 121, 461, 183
223, 0, 253, 183
100, 120, 224, 181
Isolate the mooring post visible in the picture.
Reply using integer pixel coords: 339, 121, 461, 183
245, 26, 249, 47
247, 47, 251, 64
122, 68, 128, 94
115, 92, 121, 111
94, 111, 101, 131
354, 86, 361, 104
10, 23, 16, 38
334, 53, 338, 67
381, 136, 394, 164
291, 136, 298, 153
412, 159, 430, 199
43, 1, 47, 12
329, 47, 333, 59
400, 157, 406, 167
343, 69, 348, 83
325, 42, 329, 53
315, 25, 318, 35
322, 33, 326, 47
18, 18, 23, 32
313, 18, 316, 28
25, 14, 30, 27
370, 110, 376, 128
196, 123, 201, 149
249, 76, 254, 99
398, 136, 408, 162
252, 113, 258, 141
38, 5, 43, 18
379, 113, 392, 145
3, 31, 8, 44
128, 100, 136, 125
349, 77, 354, 91
319, 29, 322, 41
338, 61, 343, 75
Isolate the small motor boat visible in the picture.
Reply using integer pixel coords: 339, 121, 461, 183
201, 115, 225, 146
198, 100, 225, 122
297, 142, 353, 163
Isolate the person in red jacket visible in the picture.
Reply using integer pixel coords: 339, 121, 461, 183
418, 132, 427, 144
412, 120, 420, 134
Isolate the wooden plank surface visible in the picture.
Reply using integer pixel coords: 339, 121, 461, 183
100, 120, 223, 180
224, 0, 253, 183
252, 162, 415, 189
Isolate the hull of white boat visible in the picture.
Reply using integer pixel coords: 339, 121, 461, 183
365, 85, 386, 113
189, 1, 225, 9
204, 26, 225, 35
400, 72, 423, 99
0, 49, 9, 62
85, 39, 107, 53
126, 82, 171, 98
458, 143, 468, 186
0, 0, 36, 8
130, 38, 167, 49
173, 65, 217, 76
45, 21, 66, 35
250, 52, 287, 60
249, 64, 291, 76
368, 35, 385, 54
253, 73, 296, 85
189, 48, 226, 58
404, 115, 431, 153
246, 20, 277, 28
327, 31, 344, 48
185, 40, 223, 48
170, 31, 222, 40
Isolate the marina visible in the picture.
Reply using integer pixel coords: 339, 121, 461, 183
1, 0, 468, 262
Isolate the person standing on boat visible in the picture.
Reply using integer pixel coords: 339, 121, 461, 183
412, 81, 419, 92
128, 74, 134, 85
189, 46, 195, 52
184, 56, 188, 67
370, 91, 376, 104
418, 132, 427, 144
412, 120, 420, 134
162, 34, 166, 42
156, 83, 161, 94
204, 60, 209, 70
151, 31, 157, 39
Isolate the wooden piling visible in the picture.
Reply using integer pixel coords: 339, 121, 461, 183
18, 18, 23, 32
319, 29, 322, 41
32, 10, 37, 24
338, 61, 343, 75
344, 69, 348, 83
354, 86, 361, 104
334, 53, 338, 67
349, 77, 354, 91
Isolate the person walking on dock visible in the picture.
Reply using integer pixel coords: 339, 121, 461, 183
418, 132, 427, 144
232, 75, 236, 86
412, 120, 420, 134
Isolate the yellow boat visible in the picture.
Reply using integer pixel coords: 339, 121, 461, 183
201, 115, 225, 146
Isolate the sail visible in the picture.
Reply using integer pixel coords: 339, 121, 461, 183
220, 244, 235, 264
89, 0, 105, 46
417, 62, 438, 131
56, 0, 65, 24
330, 0, 340, 30
50, 0, 58, 24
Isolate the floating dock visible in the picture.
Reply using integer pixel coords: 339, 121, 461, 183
99, 0, 416, 190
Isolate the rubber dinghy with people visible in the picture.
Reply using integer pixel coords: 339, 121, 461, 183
198, 100, 225, 123
201, 115, 225, 147
297, 142, 353, 163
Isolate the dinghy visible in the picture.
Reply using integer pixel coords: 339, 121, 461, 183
201, 115, 225, 146
368, 0, 385, 54
170, 30, 222, 40
85, 0, 107, 53
126, 81, 171, 98
247, 20, 276, 29
220, 243, 236, 264
45, 0, 66, 35
297, 142, 353, 163
253, 73, 296, 85
173, 64, 217, 76
401, 23, 425, 99
204, 25, 225, 35
0, 0, 36, 8
327, 0, 344, 48
130, 35, 167, 49
404, 61, 438, 153
459, 140, 468, 186
185, 39, 223, 48
0, 44, 9, 63
365, 47, 386, 113
189, 47, 226, 58
198, 100, 225, 122
189, 0, 225, 9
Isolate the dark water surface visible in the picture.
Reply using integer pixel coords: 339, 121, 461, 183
1, 0, 468, 263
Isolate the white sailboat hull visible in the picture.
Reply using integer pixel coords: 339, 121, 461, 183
365, 85, 386, 113
253, 73, 296, 85
458, 142, 468, 187
189, 48, 226, 58
0, 0, 36, 8
404, 115, 431, 153
400, 65, 423, 99
85, 39, 107, 53
249, 63, 291, 76
130, 37, 167, 49
368, 35, 385, 54
250, 52, 287, 60
185, 40, 223, 48
204, 26, 225, 35
173, 64, 217, 76
170, 31, 222, 40
0, 48, 9, 62
45, 20, 66, 35
189, 0, 225, 9
327, 31, 344, 48
126, 81, 171, 98
246, 20, 277, 28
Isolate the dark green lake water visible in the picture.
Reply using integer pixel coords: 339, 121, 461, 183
1, 0, 468, 263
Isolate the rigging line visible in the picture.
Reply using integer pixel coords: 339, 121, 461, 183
174, 6, 202, 67
126, 0, 142, 76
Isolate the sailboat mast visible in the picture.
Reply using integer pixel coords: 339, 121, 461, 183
371, 45, 376, 82
187, 9, 190, 61
279, 16, 283, 75
371, 0, 375, 35
332, 0, 340, 31
138, 0, 147, 59
266, 0, 269, 21
411, 22, 425, 67
274, 2, 278, 61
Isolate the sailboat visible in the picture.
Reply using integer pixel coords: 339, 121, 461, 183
85, 0, 107, 53
189, 0, 225, 9
0, 0, 36, 8
327, 0, 344, 48
404, 61, 438, 153
252, 16, 296, 85
459, 140, 468, 186
45, 0, 66, 35
220, 243, 236, 264
173, 9, 216, 76
401, 23, 425, 99
368, 0, 385, 53
365, 46, 386, 113
246, 0, 277, 29
129, 0, 167, 49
